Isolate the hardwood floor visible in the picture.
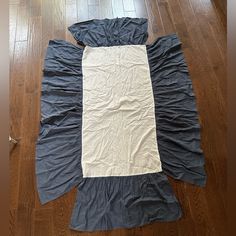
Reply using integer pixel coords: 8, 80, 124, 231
9, 0, 227, 235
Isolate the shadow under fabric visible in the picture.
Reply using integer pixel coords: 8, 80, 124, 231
36, 18, 206, 231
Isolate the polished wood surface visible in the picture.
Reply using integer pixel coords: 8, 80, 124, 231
213, 0, 227, 18
10, 0, 227, 235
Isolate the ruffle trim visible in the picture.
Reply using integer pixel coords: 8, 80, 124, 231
147, 34, 206, 186
70, 173, 182, 231
68, 17, 148, 47
36, 40, 84, 203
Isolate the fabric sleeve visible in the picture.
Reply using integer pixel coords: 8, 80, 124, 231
146, 34, 206, 186
36, 40, 84, 204
68, 17, 148, 47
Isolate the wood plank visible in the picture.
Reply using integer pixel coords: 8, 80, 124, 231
10, 41, 28, 209
15, 6, 29, 41
112, 0, 125, 17
189, 0, 225, 60
10, 0, 20, 4
157, 0, 176, 34
52, 193, 75, 236
9, 208, 17, 236
29, 0, 41, 17
145, 0, 165, 42
88, 0, 100, 4
167, 0, 191, 48
124, 11, 137, 17
133, 0, 148, 18
66, 0, 78, 25
186, 0, 227, 130
9, 5, 18, 58
173, 182, 198, 236
199, 0, 227, 65
88, 4, 100, 19
213, 0, 226, 17
16, 204, 34, 236
187, 186, 219, 235
10, 41, 28, 139
211, 0, 226, 28
53, 0, 66, 39
65, 0, 78, 43
77, 0, 89, 21
169, 1, 227, 234
123, 0, 135, 12
99, 0, 114, 19
33, 209, 54, 236
41, 0, 54, 55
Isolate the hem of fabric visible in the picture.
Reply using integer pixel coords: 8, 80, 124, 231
69, 209, 182, 232
69, 173, 182, 232
68, 17, 148, 47
38, 183, 79, 205
166, 174, 207, 188
181, 175, 207, 187
146, 33, 206, 187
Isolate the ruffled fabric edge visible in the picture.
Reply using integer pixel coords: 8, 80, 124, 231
68, 17, 148, 47
147, 34, 206, 186
70, 173, 182, 231
36, 40, 84, 204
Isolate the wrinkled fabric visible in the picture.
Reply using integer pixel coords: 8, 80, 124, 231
82, 45, 162, 177
36, 40, 84, 203
36, 17, 206, 231
147, 34, 206, 186
70, 173, 181, 231
68, 17, 148, 47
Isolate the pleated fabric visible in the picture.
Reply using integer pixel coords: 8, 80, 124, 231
147, 34, 206, 186
36, 17, 206, 231
36, 40, 84, 203
68, 17, 148, 47
70, 173, 181, 231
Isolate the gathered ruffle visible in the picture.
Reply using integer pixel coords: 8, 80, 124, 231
70, 173, 181, 231
68, 17, 148, 47
147, 34, 206, 186
36, 40, 84, 203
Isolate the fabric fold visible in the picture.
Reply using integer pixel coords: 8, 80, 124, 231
68, 17, 148, 47
70, 173, 182, 231
36, 40, 84, 204
147, 34, 206, 186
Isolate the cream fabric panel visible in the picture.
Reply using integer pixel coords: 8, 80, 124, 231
82, 45, 162, 177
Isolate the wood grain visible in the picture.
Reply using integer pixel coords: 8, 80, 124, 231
213, 0, 226, 18
9, 0, 227, 235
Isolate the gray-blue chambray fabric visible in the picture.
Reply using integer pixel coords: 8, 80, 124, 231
68, 18, 148, 47
36, 17, 206, 231
70, 173, 182, 231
